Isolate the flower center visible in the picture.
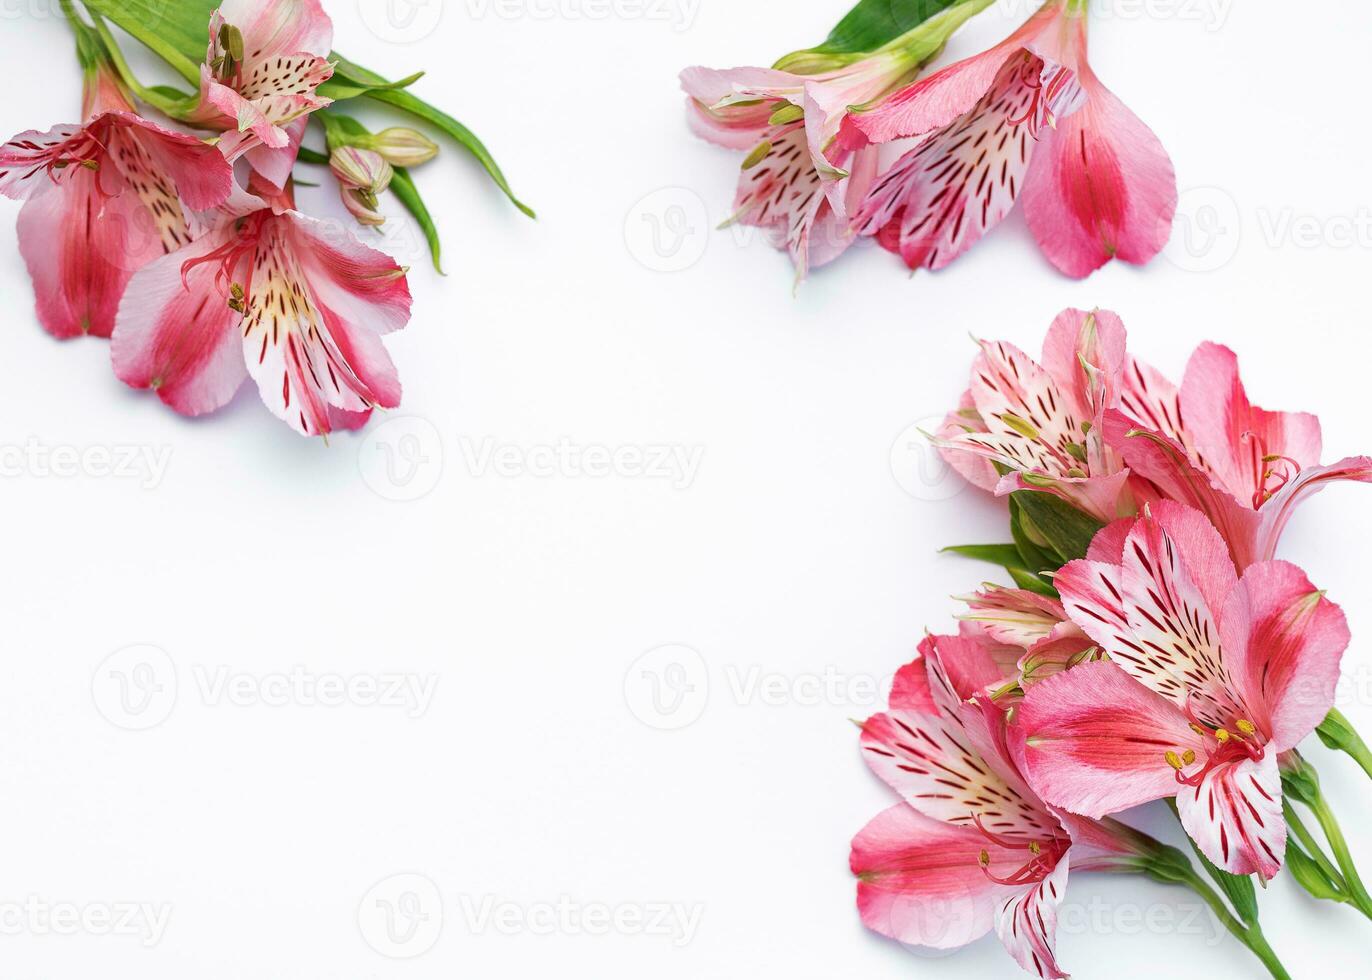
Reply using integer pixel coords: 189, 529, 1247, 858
1166, 711, 1265, 788
973, 815, 1068, 887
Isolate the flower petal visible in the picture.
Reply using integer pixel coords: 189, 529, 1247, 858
1016, 659, 1201, 819
995, 851, 1070, 980
1021, 66, 1176, 277
1180, 343, 1323, 508
110, 225, 248, 415
853, 53, 1076, 271
1176, 750, 1285, 879
852, 804, 1009, 950
240, 212, 409, 436
16, 168, 161, 340
1221, 561, 1349, 753
1058, 502, 1245, 729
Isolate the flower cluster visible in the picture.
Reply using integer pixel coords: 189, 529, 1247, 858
1, 0, 517, 437
682, 0, 1176, 284
853, 308, 1372, 978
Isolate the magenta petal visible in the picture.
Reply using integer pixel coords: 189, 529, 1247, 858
110, 226, 248, 416
1016, 660, 1201, 819
1221, 561, 1349, 753
1021, 71, 1176, 278
16, 169, 159, 340
851, 804, 1006, 950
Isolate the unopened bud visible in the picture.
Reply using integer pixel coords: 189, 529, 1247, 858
330, 147, 393, 227
363, 127, 440, 168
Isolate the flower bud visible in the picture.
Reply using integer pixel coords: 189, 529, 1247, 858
330, 147, 393, 227
364, 128, 440, 169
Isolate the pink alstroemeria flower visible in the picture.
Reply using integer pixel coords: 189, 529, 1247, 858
110, 183, 411, 436
937, 307, 1135, 522
957, 586, 1101, 687
854, 635, 1154, 978
681, 56, 905, 280
1105, 343, 1372, 568
843, 0, 1175, 276
1016, 501, 1350, 879
186, 0, 335, 192
0, 74, 234, 339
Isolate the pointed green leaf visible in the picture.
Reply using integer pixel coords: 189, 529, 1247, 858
941, 544, 1023, 568
1010, 491, 1105, 566
775, 0, 987, 72
389, 168, 443, 274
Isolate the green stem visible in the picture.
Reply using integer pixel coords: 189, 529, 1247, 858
86, 14, 195, 117
1174, 868, 1292, 980
876, 0, 997, 61
1285, 800, 1347, 891
1307, 782, 1372, 919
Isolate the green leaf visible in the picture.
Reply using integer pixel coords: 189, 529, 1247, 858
1010, 491, 1105, 566
941, 544, 1023, 568
782, 0, 964, 63
1286, 843, 1347, 903
82, 0, 532, 217
1008, 495, 1058, 573
330, 56, 534, 219
1007, 567, 1058, 598
389, 168, 443, 275
940, 543, 1056, 598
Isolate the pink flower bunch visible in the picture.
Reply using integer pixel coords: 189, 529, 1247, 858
853, 308, 1372, 978
1, 0, 507, 438
682, 0, 1176, 283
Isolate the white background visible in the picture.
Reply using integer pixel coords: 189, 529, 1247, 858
1, 0, 1371, 977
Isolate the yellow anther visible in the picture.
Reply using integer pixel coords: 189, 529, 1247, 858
1182, 749, 1196, 766
1236, 719, 1257, 736
1215, 729, 1231, 742
979, 850, 991, 868
1189, 723, 1207, 737
1165, 751, 1184, 771
741, 141, 772, 170
1029, 841, 1042, 855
